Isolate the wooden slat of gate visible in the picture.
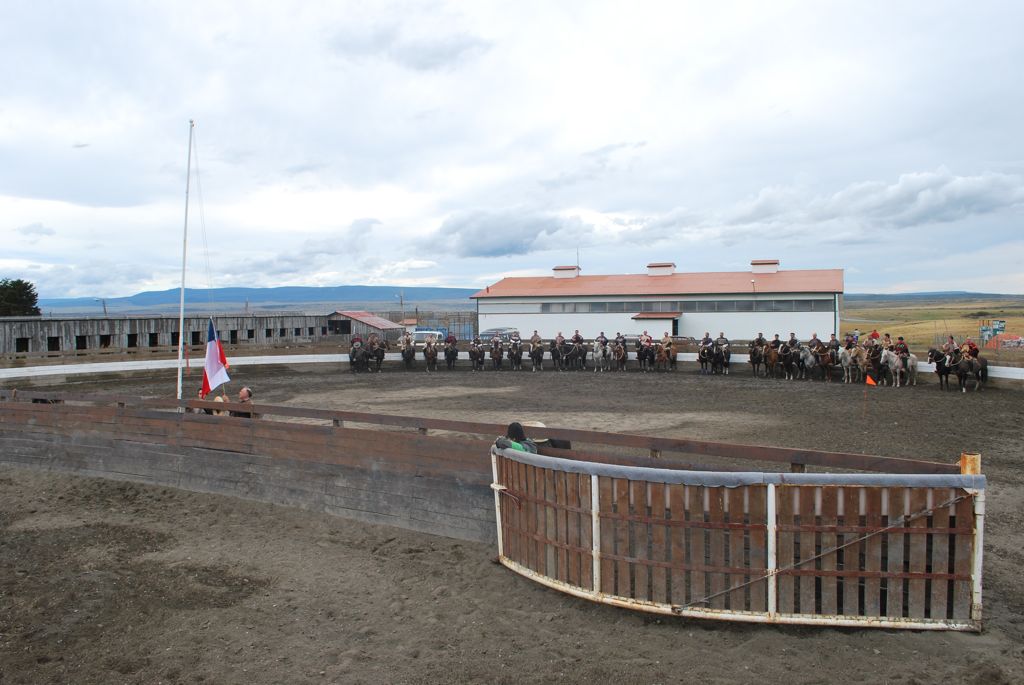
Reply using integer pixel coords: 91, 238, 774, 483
886, 488, 907, 618
863, 488, 883, 616
952, 494, 974, 618
544, 467, 557, 579
748, 486, 767, 613
523, 462, 536, 572
707, 488, 726, 611
841, 487, 861, 617
669, 484, 686, 605
615, 478, 631, 598
929, 489, 952, 619
689, 486, 707, 608
798, 486, 817, 615
632, 480, 649, 602
538, 467, 551, 577
579, 474, 593, 591
727, 487, 746, 612
776, 486, 796, 614
819, 487, 839, 616
650, 482, 668, 605
599, 476, 615, 595
907, 488, 929, 618
500, 456, 514, 563
565, 471, 580, 587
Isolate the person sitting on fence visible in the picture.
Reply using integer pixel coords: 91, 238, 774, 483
494, 421, 537, 453
230, 386, 253, 419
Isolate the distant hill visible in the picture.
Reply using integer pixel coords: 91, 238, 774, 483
38, 285, 480, 315
845, 292, 1015, 301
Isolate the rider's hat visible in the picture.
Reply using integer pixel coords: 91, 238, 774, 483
898, 336, 904, 340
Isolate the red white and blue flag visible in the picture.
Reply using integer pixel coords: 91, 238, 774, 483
201, 318, 230, 398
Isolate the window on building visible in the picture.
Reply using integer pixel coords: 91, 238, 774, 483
734, 300, 754, 312
171, 332, 180, 346
47, 336, 61, 352
75, 335, 88, 350
126, 333, 138, 348
149, 332, 159, 347
266, 328, 273, 338
15, 337, 29, 353
247, 329, 255, 339
191, 331, 201, 345
308, 327, 315, 336
716, 300, 737, 312
321, 327, 327, 335
793, 300, 813, 312
230, 330, 239, 344
294, 327, 301, 336
696, 301, 716, 312
812, 300, 835, 312
100, 334, 112, 348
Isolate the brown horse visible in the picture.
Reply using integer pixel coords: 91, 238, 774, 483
654, 343, 671, 371
763, 345, 779, 378
811, 342, 834, 382
612, 342, 628, 371
422, 340, 438, 372
490, 341, 504, 371
468, 344, 485, 372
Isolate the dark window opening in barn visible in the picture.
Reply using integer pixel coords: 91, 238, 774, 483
191, 331, 201, 345
100, 334, 112, 348
171, 332, 180, 347
279, 328, 286, 337
308, 327, 315, 336
321, 327, 327, 335
247, 329, 255, 339
265, 328, 273, 338
294, 327, 301, 336
149, 333, 159, 347
340, 320, 351, 334
75, 335, 88, 350
230, 330, 238, 344
47, 336, 61, 352
16, 337, 29, 353
671, 319, 679, 336
127, 333, 138, 348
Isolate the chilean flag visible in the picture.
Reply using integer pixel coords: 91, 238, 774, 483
201, 318, 230, 398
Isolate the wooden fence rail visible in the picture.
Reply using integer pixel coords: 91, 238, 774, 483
491, 448, 985, 631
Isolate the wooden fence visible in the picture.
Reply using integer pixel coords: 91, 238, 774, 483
491, 449, 984, 630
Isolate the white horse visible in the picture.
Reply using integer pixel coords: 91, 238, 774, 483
880, 349, 918, 388
591, 340, 611, 372
839, 347, 867, 383
798, 346, 819, 380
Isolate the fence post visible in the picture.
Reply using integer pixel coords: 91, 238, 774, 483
766, 483, 778, 618
490, 451, 504, 559
971, 489, 986, 622
591, 474, 601, 593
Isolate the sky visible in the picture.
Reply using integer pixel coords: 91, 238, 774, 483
2, 1, 1023, 298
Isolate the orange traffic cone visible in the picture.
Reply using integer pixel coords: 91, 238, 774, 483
865, 375, 877, 386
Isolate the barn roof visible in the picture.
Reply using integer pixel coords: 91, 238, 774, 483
471, 269, 843, 299
333, 311, 404, 330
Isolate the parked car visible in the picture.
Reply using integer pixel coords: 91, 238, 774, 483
479, 327, 520, 345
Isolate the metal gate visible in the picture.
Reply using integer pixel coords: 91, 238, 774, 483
491, 449, 984, 631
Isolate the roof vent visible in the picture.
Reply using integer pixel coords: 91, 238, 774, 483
751, 259, 779, 274
647, 262, 676, 276
553, 265, 581, 279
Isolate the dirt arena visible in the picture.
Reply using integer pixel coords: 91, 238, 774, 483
2, 361, 1023, 684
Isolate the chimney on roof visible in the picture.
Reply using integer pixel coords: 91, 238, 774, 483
553, 265, 581, 279
646, 262, 676, 276
751, 259, 779, 274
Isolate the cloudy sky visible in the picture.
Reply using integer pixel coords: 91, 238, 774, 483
3, 1, 1023, 298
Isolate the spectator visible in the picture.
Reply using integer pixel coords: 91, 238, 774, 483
231, 386, 253, 418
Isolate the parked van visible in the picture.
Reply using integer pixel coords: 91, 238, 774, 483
411, 330, 445, 347
479, 327, 520, 344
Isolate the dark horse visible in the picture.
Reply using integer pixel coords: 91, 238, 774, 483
563, 342, 586, 370
529, 342, 544, 371
711, 343, 731, 375
490, 340, 504, 371
748, 343, 764, 376
468, 343, 485, 372
636, 343, 656, 372
927, 348, 953, 391
368, 339, 389, 373
422, 341, 438, 372
697, 344, 712, 375
348, 344, 370, 373
549, 340, 562, 370
950, 349, 986, 393
508, 340, 524, 371
444, 341, 458, 370
401, 343, 416, 370
612, 342, 628, 371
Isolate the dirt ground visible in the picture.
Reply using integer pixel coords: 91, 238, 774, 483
2, 360, 1023, 684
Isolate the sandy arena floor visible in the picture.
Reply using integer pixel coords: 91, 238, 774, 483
2, 361, 1022, 684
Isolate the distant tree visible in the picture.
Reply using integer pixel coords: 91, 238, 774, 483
0, 278, 42, 316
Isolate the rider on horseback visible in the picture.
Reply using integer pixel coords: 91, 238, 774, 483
555, 331, 565, 347
571, 329, 584, 345
894, 336, 910, 370
808, 332, 821, 350
400, 332, 412, 350
828, 334, 841, 364
530, 330, 543, 348
962, 338, 979, 359
510, 330, 522, 345
751, 332, 767, 348
661, 331, 673, 349
787, 332, 799, 350
640, 330, 653, 347
351, 334, 363, 349
714, 332, 729, 348
596, 331, 608, 346
445, 331, 457, 346
614, 332, 626, 348
881, 333, 893, 350
700, 331, 712, 349
770, 334, 782, 350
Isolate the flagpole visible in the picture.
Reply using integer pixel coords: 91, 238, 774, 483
176, 119, 195, 402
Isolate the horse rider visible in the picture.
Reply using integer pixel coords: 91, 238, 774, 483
639, 330, 654, 348
894, 336, 910, 370
942, 335, 957, 355
844, 332, 856, 349
445, 331, 457, 347
351, 333, 363, 350
661, 331, 673, 349
808, 332, 821, 351
509, 330, 522, 346
571, 329, 584, 346
596, 331, 608, 346
869, 329, 880, 342
751, 332, 767, 349
700, 331, 713, 350
962, 337, 979, 359
614, 332, 626, 348
400, 331, 413, 350
827, 334, 841, 363
490, 331, 502, 348
555, 331, 566, 347
530, 330, 543, 349
881, 333, 893, 350
787, 332, 799, 350
471, 333, 482, 349
769, 333, 783, 350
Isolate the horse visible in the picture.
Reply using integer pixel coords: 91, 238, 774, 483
490, 340, 504, 371
637, 343, 656, 372
549, 341, 563, 371
810, 342, 834, 382
927, 348, 953, 390
348, 344, 370, 373
866, 345, 887, 385
839, 346, 867, 384
444, 341, 458, 370
654, 343, 672, 372
748, 343, 764, 377
591, 340, 611, 372
401, 342, 416, 370
711, 343, 730, 375
950, 349, 984, 393
797, 346, 819, 380
763, 345, 780, 378
422, 340, 438, 372
880, 349, 917, 388
612, 342, 628, 371
697, 345, 712, 375
529, 342, 544, 372
508, 340, 524, 371
468, 344, 485, 372
779, 346, 798, 380
562, 342, 585, 371
368, 339, 389, 373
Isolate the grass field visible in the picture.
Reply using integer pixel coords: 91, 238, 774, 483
841, 296, 1024, 364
